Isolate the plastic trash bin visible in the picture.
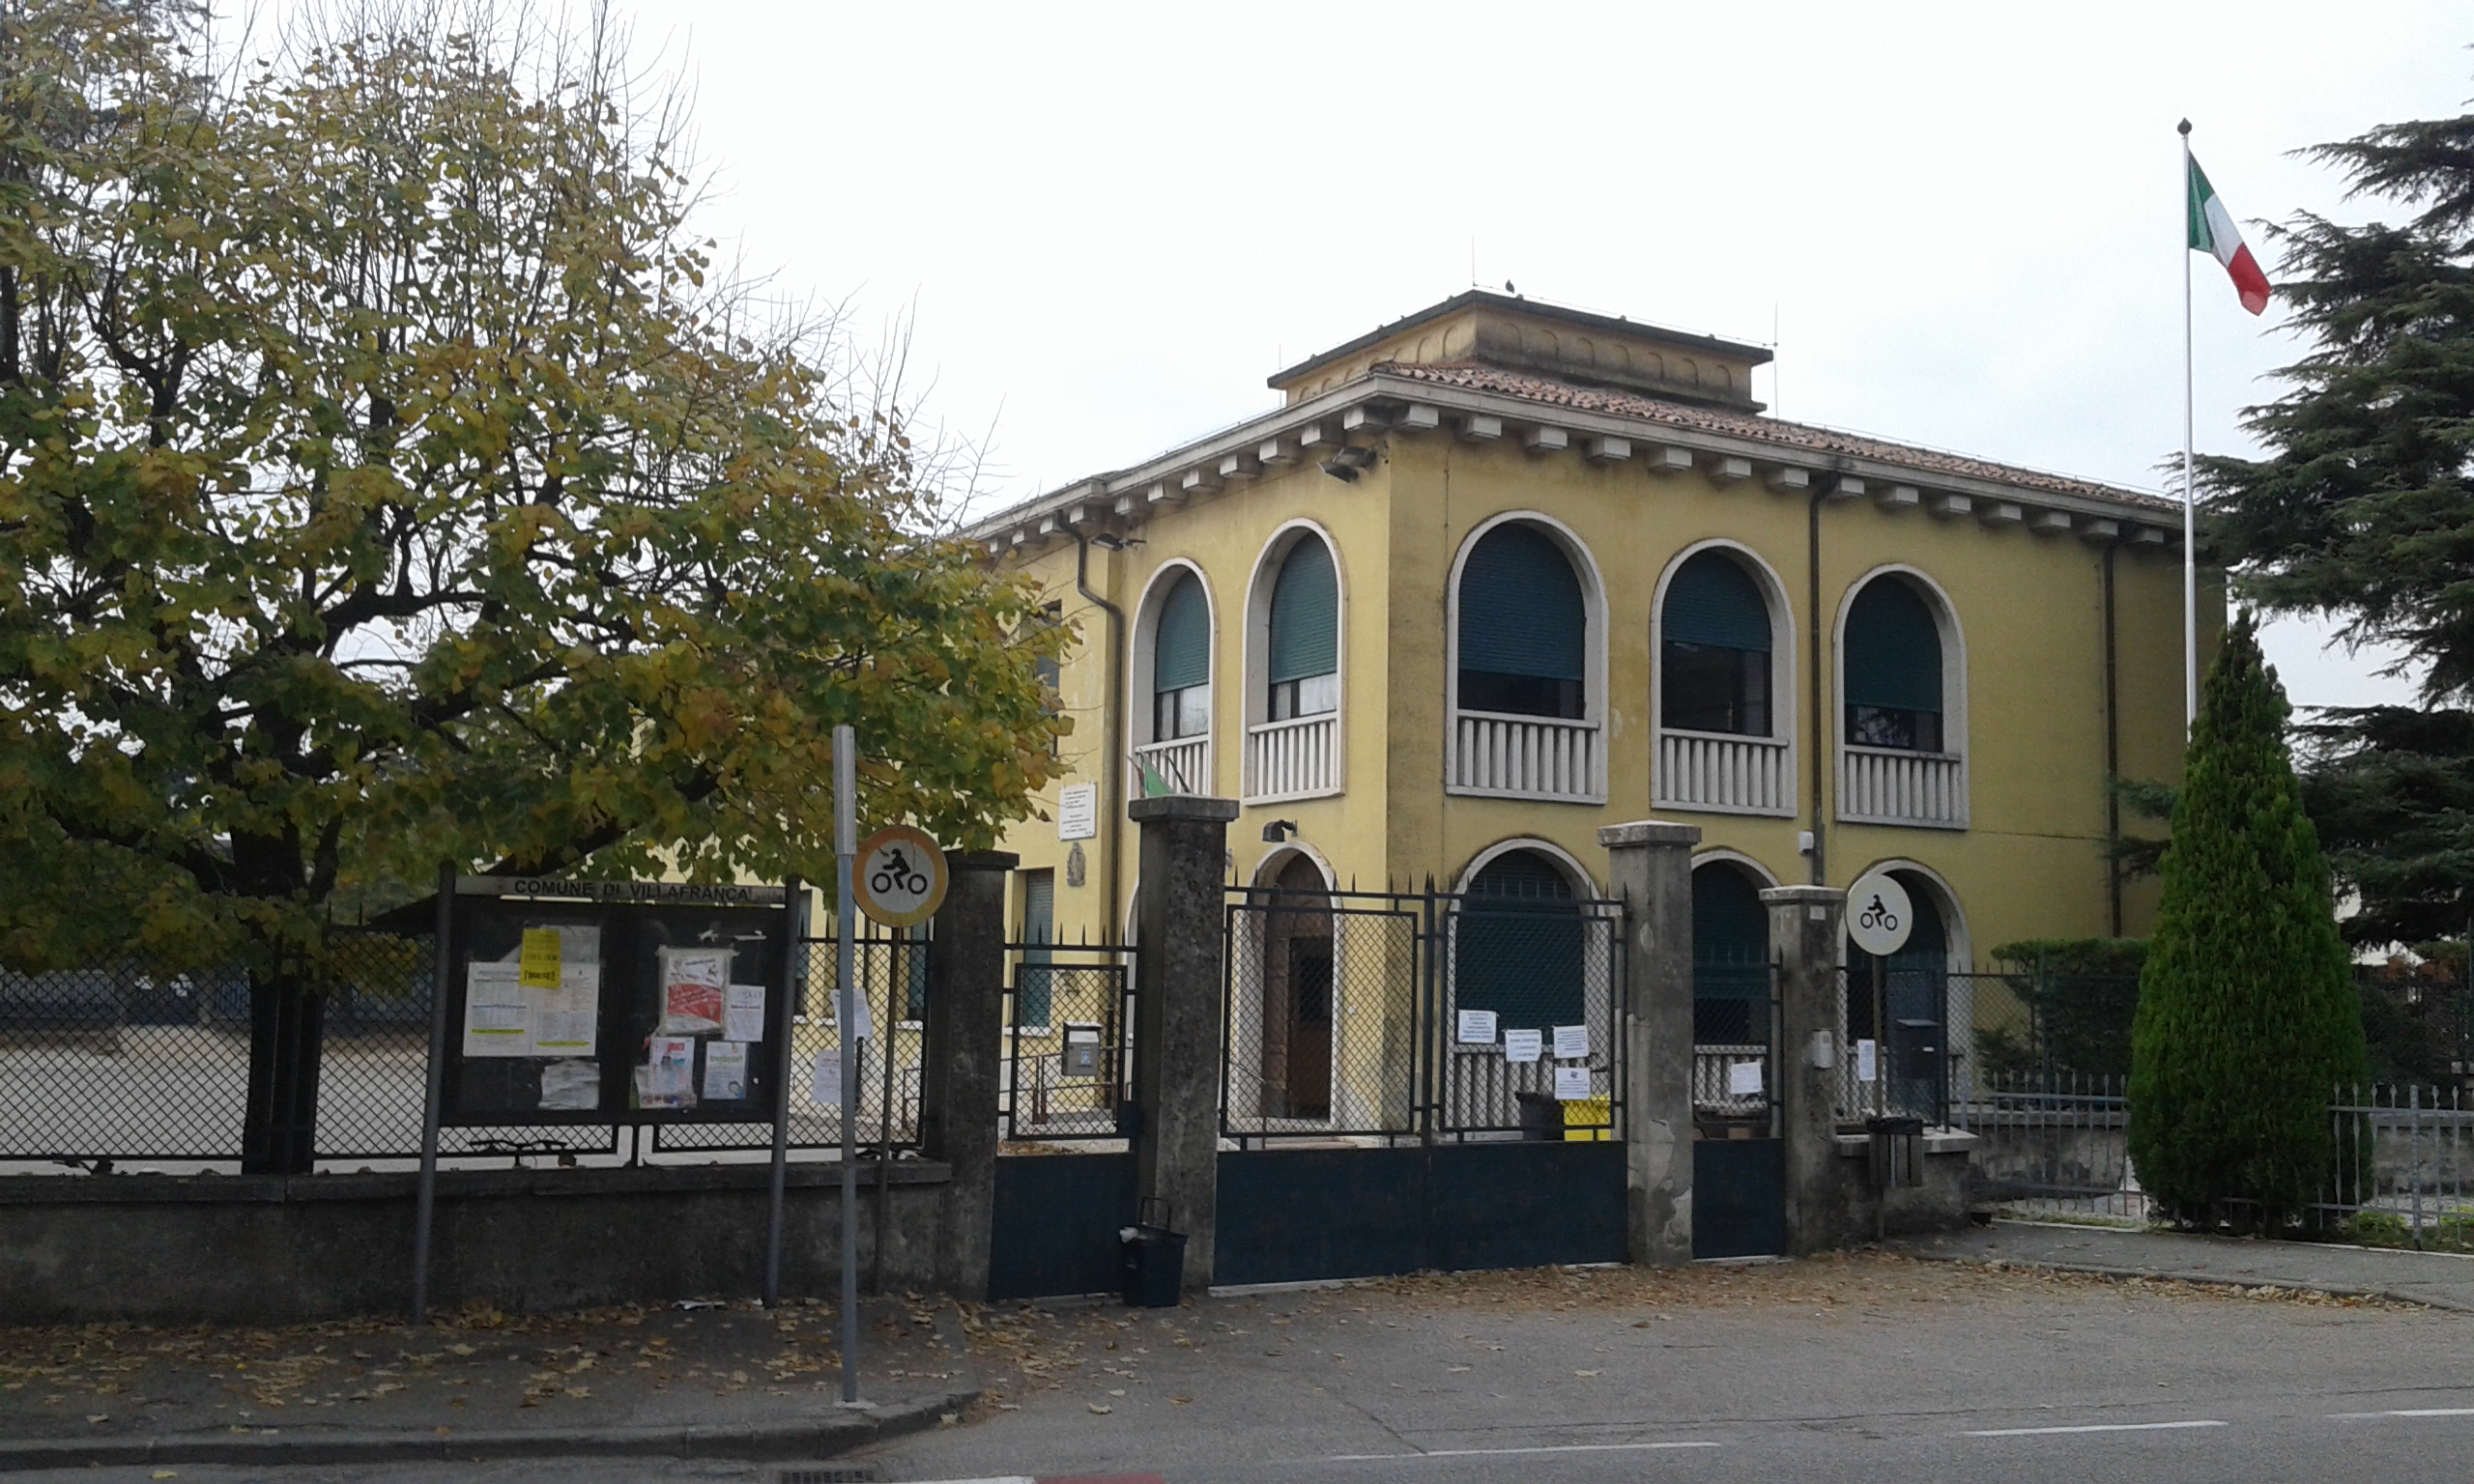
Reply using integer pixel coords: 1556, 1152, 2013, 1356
1514, 1090, 1563, 1141
1119, 1197, 1187, 1308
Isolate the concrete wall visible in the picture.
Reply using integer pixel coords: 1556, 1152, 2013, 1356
0, 1163, 950, 1327
1808, 1135, 1979, 1244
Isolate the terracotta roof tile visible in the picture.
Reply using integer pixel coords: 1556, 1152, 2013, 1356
1375, 360, 2175, 514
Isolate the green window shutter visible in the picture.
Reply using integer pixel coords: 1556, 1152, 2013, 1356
1664, 552, 1769, 652
1457, 526, 1585, 680
1845, 578, 1942, 713
1268, 538, 1338, 683
1020, 870, 1054, 1026
1456, 850, 1584, 1029
1153, 574, 1211, 693
1691, 867, 1769, 1004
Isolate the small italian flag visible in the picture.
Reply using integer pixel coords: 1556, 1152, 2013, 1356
2187, 155, 2270, 316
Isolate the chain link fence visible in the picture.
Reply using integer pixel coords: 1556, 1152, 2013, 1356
1003, 937, 1134, 1142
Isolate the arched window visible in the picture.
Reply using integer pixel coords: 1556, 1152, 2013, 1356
1266, 537, 1338, 721
1152, 572, 1211, 741
1457, 525, 1585, 720
1691, 864, 1769, 1045
1662, 551, 1771, 736
1845, 577, 1943, 753
1457, 849, 1584, 1030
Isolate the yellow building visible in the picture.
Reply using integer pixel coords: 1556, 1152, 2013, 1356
969, 291, 2216, 1117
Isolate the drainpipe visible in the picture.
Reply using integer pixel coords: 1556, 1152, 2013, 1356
1807, 480, 1827, 886
1074, 528, 1128, 932
2102, 538, 2123, 937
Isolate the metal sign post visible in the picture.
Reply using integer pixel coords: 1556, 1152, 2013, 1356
834, 726, 861, 1406
762, 874, 803, 1308
1846, 869, 1914, 1241
411, 862, 454, 1325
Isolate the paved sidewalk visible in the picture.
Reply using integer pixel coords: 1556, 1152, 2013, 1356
1900, 1219, 2474, 1311
0, 1295, 978, 1472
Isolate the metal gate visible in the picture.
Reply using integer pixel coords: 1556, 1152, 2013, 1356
989, 933, 1137, 1299
1690, 952, 1782, 1258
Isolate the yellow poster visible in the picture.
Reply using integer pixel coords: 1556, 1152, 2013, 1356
518, 928, 563, 990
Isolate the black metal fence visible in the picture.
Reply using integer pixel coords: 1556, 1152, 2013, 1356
1002, 934, 1135, 1142
1692, 950, 1774, 1129
1221, 885, 1625, 1145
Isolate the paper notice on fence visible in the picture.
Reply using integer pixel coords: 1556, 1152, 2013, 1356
1553, 1065, 1593, 1100
1455, 1009, 1498, 1044
532, 962, 601, 1056
539, 1057, 600, 1110
1856, 1038, 1879, 1083
1552, 1024, 1590, 1060
462, 961, 533, 1056
724, 984, 767, 1043
644, 1035, 698, 1107
518, 928, 563, 990
657, 947, 730, 1035
703, 1041, 749, 1101
837, 981, 875, 1042
1728, 1059, 1765, 1097
810, 1046, 846, 1105
1504, 1029, 1543, 1064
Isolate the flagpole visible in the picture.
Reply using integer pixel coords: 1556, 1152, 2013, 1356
2179, 118, 2199, 731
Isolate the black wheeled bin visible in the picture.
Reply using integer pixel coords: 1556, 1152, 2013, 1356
1119, 1197, 1187, 1307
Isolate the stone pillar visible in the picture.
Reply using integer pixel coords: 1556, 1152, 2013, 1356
919, 849, 1016, 1299
1598, 820, 1701, 1267
1129, 795, 1238, 1296
1765, 884, 1846, 1256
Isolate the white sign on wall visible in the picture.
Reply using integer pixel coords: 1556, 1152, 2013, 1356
1057, 783, 1099, 842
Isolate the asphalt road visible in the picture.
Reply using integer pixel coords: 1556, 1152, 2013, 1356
14, 1251, 2474, 1484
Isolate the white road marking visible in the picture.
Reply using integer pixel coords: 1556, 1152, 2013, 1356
2329, 1408, 2474, 1419
1319, 1442, 1723, 1461
1962, 1420, 2227, 1437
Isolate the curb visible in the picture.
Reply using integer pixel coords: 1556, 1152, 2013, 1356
1912, 1250, 2474, 1315
0, 1387, 978, 1473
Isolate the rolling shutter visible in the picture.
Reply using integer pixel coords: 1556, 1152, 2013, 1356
1664, 553, 1769, 652
1457, 850, 1585, 1029
1153, 574, 1211, 693
1268, 538, 1338, 683
1844, 578, 1942, 713
1457, 526, 1585, 680
1691, 867, 1769, 1005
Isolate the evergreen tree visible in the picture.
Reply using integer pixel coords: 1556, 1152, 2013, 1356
2128, 616, 2367, 1227
2204, 102, 2474, 946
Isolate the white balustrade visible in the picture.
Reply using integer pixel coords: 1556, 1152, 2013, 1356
1838, 744, 1967, 828
1655, 729, 1793, 815
1449, 711, 1604, 802
1132, 735, 1211, 796
1245, 714, 1339, 801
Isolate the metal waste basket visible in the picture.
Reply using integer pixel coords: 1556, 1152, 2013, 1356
1119, 1197, 1187, 1308
1866, 1116, 1926, 1188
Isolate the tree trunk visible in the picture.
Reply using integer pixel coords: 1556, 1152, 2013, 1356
242, 965, 326, 1174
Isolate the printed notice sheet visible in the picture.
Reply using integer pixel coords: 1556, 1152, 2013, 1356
724, 984, 767, 1043
1504, 1029, 1543, 1064
462, 962, 532, 1056
518, 928, 564, 990
1553, 1065, 1593, 1100
1552, 1024, 1590, 1060
811, 1046, 845, 1105
1455, 1009, 1498, 1044
539, 1058, 600, 1110
658, 948, 730, 1034
703, 1041, 749, 1100
532, 962, 601, 1056
1856, 1039, 1879, 1083
1728, 1060, 1765, 1097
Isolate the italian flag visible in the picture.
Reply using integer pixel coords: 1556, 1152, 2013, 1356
2187, 156, 2270, 316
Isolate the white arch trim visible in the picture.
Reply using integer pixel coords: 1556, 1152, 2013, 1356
1651, 540, 1800, 819
1241, 520, 1347, 804
1443, 510, 1610, 804
1128, 557, 1220, 795
1831, 562, 1970, 831
1251, 839, 1338, 892
1837, 856, 1972, 973
1453, 836, 1602, 899
1690, 846, 1783, 891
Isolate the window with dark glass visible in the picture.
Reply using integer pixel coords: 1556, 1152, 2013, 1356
1151, 573, 1210, 740
1456, 850, 1585, 1030
1456, 525, 1586, 720
1844, 578, 1944, 752
1661, 552, 1771, 736
1266, 537, 1338, 721
1691, 865, 1769, 1044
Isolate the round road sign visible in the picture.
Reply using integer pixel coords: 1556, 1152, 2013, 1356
852, 824, 948, 928
1846, 870, 1913, 957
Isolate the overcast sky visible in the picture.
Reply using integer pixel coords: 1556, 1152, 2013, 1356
591, 3, 2463, 709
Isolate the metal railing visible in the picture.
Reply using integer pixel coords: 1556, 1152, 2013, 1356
1954, 1071, 2145, 1220
1133, 734, 1211, 795
1448, 711, 1604, 802
1656, 728, 1793, 815
2316, 1085, 2474, 1244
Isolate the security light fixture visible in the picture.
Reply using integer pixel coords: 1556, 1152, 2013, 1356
1262, 819, 1298, 843
1091, 532, 1144, 551
1318, 445, 1377, 483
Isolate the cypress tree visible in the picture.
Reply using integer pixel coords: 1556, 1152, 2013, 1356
2128, 614, 2367, 1228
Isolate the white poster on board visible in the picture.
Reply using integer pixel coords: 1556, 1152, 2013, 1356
1058, 782, 1099, 842
462, 961, 532, 1057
